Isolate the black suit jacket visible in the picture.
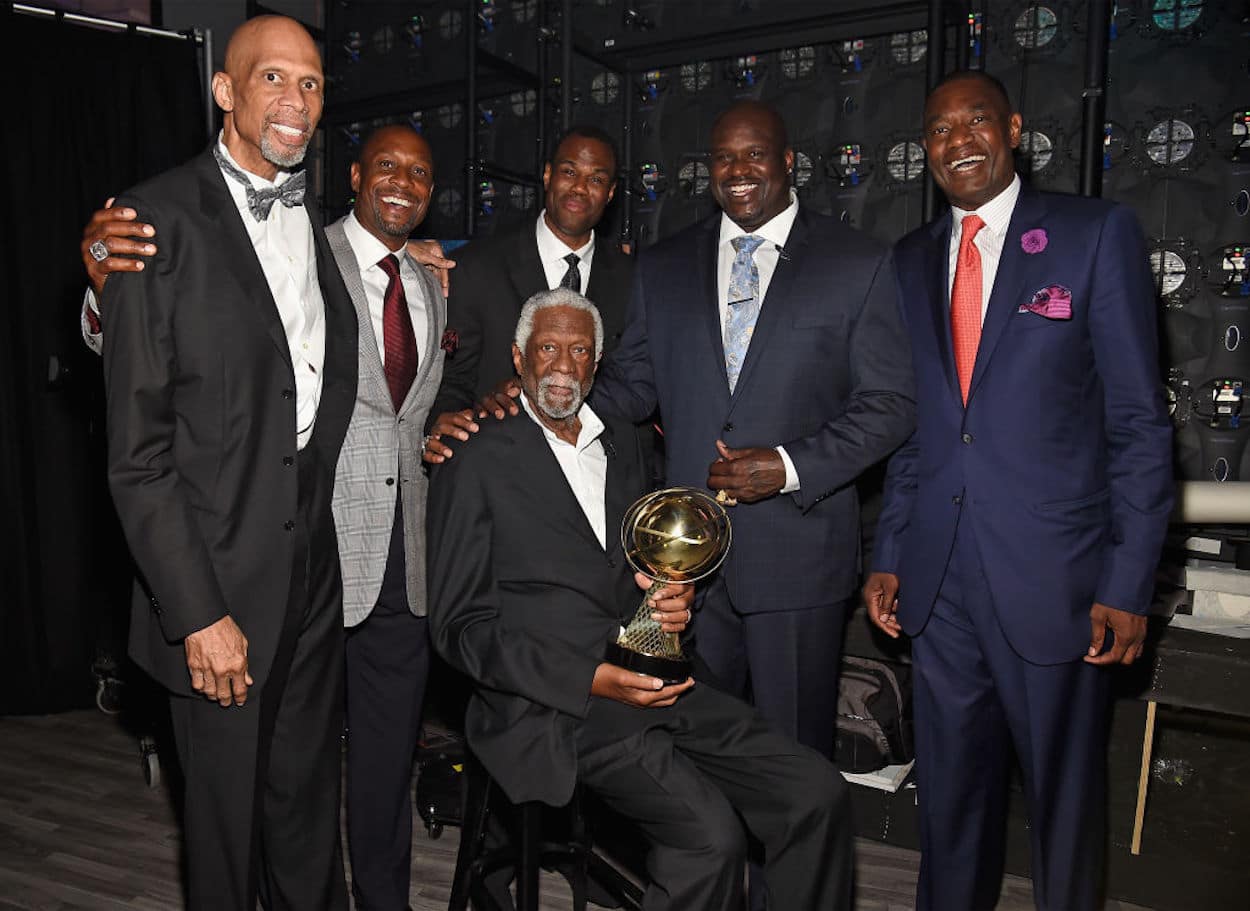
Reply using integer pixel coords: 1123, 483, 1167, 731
432, 221, 633, 416
426, 408, 644, 807
102, 148, 357, 695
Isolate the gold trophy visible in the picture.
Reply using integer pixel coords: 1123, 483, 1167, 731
605, 487, 732, 683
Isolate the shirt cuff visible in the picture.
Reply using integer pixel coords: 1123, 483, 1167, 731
776, 446, 800, 494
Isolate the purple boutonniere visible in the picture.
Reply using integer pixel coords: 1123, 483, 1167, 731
441, 328, 459, 356
1021, 228, 1048, 254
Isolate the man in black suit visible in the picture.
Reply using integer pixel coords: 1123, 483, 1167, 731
426, 289, 853, 911
424, 124, 635, 454
100, 16, 355, 910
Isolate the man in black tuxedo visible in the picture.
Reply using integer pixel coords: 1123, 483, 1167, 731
100, 16, 355, 910
426, 289, 853, 911
424, 124, 635, 453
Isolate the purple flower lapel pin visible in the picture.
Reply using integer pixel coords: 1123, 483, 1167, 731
1019, 285, 1073, 320
1020, 228, 1048, 254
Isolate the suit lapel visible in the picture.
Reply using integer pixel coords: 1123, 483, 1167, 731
310, 202, 358, 438
967, 187, 1048, 404
327, 220, 392, 410
509, 411, 607, 552
397, 251, 444, 416
696, 219, 730, 390
922, 212, 960, 405
601, 423, 631, 560
195, 150, 292, 370
508, 226, 549, 300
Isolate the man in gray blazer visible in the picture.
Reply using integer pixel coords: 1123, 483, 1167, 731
81, 123, 445, 911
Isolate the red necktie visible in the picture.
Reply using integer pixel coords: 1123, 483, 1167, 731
950, 214, 985, 405
378, 254, 417, 412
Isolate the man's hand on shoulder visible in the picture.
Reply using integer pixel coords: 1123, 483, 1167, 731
405, 238, 455, 298
184, 615, 253, 706
422, 378, 522, 465
81, 197, 157, 298
862, 571, 902, 639
1085, 602, 1147, 666
591, 662, 694, 707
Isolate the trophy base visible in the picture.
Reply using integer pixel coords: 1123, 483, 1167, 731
604, 641, 691, 685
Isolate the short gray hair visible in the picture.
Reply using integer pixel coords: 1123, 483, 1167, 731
514, 288, 605, 361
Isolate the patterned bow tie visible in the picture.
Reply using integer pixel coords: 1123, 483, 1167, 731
213, 145, 306, 220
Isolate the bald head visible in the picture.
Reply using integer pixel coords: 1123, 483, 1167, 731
709, 101, 794, 231
212, 15, 324, 180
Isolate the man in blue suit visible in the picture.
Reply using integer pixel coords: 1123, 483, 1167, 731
592, 100, 916, 759
864, 71, 1173, 911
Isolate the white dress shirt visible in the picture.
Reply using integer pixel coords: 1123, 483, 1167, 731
714, 190, 802, 493
342, 211, 429, 371
215, 139, 326, 450
521, 393, 608, 550
536, 211, 595, 291
947, 174, 1022, 322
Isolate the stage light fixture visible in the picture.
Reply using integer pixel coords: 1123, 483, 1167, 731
511, 0, 537, 24
1018, 128, 1056, 176
510, 184, 536, 210
639, 162, 667, 201
793, 151, 815, 189
1212, 244, 1250, 297
1152, 0, 1204, 33
437, 187, 464, 219
680, 62, 714, 93
780, 46, 817, 79
406, 111, 424, 133
340, 123, 363, 148
372, 24, 394, 54
728, 55, 764, 89
509, 90, 537, 117
888, 30, 927, 67
404, 15, 424, 50
439, 9, 464, 40
1150, 239, 1203, 306
637, 70, 668, 102
678, 158, 710, 198
885, 141, 926, 184
437, 103, 464, 130
592, 71, 620, 105
477, 0, 498, 34
832, 38, 873, 73
477, 179, 498, 216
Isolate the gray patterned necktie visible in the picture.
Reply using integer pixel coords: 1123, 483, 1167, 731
212, 145, 306, 220
724, 234, 766, 392
560, 252, 581, 292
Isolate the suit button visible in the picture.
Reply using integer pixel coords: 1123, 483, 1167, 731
961, 432, 973, 444
281, 389, 294, 399
283, 520, 295, 531
723, 422, 734, 432
282, 456, 294, 467
385, 477, 395, 486
952, 495, 963, 505
607, 558, 617, 568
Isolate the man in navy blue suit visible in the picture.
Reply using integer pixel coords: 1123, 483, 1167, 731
591, 100, 916, 759
864, 71, 1173, 911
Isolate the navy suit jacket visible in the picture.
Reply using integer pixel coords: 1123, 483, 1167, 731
874, 186, 1173, 664
592, 207, 916, 613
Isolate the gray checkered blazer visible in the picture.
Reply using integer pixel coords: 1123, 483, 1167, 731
326, 219, 446, 626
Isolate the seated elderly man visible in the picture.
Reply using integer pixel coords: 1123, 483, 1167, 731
426, 288, 853, 910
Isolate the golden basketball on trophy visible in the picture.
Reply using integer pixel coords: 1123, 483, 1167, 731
605, 487, 732, 683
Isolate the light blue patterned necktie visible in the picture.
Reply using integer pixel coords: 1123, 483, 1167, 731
724, 234, 766, 392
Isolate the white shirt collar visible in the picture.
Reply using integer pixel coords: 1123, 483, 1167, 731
215, 131, 292, 189
717, 189, 800, 251
342, 210, 407, 274
950, 174, 1021, 237
520, 392, 605, 452
536, 211, 595, 263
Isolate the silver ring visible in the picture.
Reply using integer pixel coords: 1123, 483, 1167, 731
89, 240, 109, 262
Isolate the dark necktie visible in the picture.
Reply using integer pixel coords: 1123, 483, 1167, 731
378, 254, 418, 411
212, 144, 306, 220
560, 252, 581, 292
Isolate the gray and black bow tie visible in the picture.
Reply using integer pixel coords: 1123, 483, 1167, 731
213, 145, 306, 220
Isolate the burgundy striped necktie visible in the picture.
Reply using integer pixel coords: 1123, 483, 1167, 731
378, 254, 417, 411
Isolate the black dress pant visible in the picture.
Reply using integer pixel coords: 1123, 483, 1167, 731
169, 443, 348, 911
345, 495, 431, 911
575, 683, 854, 911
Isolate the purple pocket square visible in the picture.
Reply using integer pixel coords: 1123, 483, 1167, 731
1018, 285, 1072, 320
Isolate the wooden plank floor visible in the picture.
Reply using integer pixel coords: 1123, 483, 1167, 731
0, 710, 1154, 910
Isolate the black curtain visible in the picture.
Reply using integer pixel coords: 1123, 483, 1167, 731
1, 7, 206, 714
